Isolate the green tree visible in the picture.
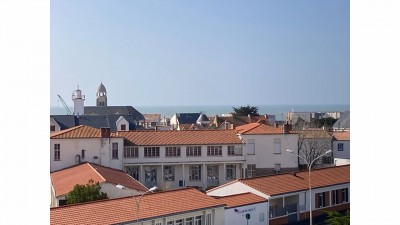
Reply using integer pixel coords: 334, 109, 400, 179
65, 179, 108, 205
232, 105, 260, 117
324, 210, 350, 225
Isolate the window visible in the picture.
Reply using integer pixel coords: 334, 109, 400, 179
331, 190, 339, 205
226, 164, 236, 180
195, 216, 203, 225
274, 163, 281, 174
112, 143, 118, 159
207, 146, 222, 156
144, 166, 157, 182
164, 166, 175, 181
166, 146, 181, 157
155, 223, 162, 225
342, 188, 349, 202
58, 199, 67, 206
121, 124, 126, 131
175, 219, 183, 225
247, 139, 255, 155
186, 146, 201, 156
205, 214, 211, 225
228, 145, 242, 156
185, 218, 193, 225
144, 147, 160, 157
167, 221, 175, 225
274, 138, 281, 154
259, 213, 265, 222
189, 165, 201, 181
54, 144, 60, 160
247, 164, 256, 178
125, 166, 140, 180
50, 125, 56, 132
315, 191, 330, 208
124, 147, 139, 158
81, 149, 85, 159
338, 143, 344, 151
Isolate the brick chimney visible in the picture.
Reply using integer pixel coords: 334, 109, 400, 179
283, 121, 292, 134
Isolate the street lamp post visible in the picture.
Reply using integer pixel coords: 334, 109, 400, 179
116, 184, 158, 225
286, 149, 332, 225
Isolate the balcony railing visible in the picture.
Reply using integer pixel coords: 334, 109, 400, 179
270, 203, 299, 218
207, 178, 219, 187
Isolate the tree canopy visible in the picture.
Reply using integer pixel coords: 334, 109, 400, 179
65, 179, 108, 205
324, 210, 350, 225
232, 105, 260, 117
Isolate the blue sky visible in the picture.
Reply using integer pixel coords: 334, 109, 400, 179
51, 0, 349, 107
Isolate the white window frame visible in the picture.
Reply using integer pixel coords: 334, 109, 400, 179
247, 164, 256, 178
112, 142, 119, 159
189, 165, 201, 181
274, 163, 281, 174
124, 147, 138, 158
247, 139, 255, 155
166, 146, 181, 157
54, 144, 60, 161
226, 164, 236, 180
186, 146, 202, 156
164, 165, 175, 181
144, 147, 160, 157
338, 143, 344, 151
207, 146, 222, 156
274, 138, 281, 154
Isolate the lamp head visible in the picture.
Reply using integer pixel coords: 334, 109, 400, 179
116, 184, 125, 190
149, 186, 158, 192
325, 150, 332, 154
286, 149, 294, 153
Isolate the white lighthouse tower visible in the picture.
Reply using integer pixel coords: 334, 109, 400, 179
72, 86, 85, 115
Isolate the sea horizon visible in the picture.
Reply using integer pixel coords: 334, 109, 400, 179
50, 104, 350, 121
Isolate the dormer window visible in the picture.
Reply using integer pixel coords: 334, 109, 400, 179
50, 125, 56, 132
121, 124, 126, 131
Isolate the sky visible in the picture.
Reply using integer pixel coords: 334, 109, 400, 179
51, 0, 349, 107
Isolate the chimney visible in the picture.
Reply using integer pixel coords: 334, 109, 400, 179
283, 121, 291, 134
100, 127, 110, 138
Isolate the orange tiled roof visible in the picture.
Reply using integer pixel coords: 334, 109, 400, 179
51, 163, 147, 197
298, 129, 332, 139
236, 123, 284, 135
117, 129, 243, 146
208, 165, 349, 197
50, 125, 119, 139
332, 131, 350, 141
50, 188, 225, 225
214, 192, 267, 209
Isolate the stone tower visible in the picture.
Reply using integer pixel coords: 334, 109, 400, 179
96, 82, 107, 106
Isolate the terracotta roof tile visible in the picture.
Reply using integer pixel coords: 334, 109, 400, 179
331, 131, 350, 141
50, 125, 119, 139
51, 163, 147, 197
239, 165, 350, 196
50, 188, 225, 225
214, 192, 267, 208
117, 130, 243, 146
236, 123, 284, 135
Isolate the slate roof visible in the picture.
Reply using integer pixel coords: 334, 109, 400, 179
175, 113, 201, 124
50, 188, 225, 225
117, 129, 243, 146
333, 111, 350, 130
236, 123, 285, 135
208, 165, 350, 197
84, 106, 144, 119
51, 162, 148, 197
51, 115, 138, 132
214, 192, 268, 209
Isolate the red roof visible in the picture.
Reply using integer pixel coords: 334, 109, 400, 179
50, 188, 225, 225
236, 123, 284, 135
208, 165, 350, 197
50, 125, 119, 139
332, 131, 350, 141
117, 129, 243, 146
51, 163, 147, 197
214, 192, 267, 208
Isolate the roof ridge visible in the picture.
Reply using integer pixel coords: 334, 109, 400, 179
214, 192, 255, 198
87, 163, 109, 183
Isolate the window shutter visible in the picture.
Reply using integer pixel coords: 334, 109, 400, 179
324, 192, 330, 207
315, 193, 320, 209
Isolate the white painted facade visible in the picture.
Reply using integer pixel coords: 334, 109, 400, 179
207, 181, 350, 223
224, 202, 269, 225
116, 116, 130, 131
239, 133, 299, 175
72, 88, 85, 115
50, 117, 61, 132
50, 137, 124, 172
332, 140, 350, 159
123, 144, 246, 190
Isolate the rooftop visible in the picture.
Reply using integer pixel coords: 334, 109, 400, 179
50, 188, 225, 225
331, 131, 350, 141
235, 123, 284, 135
51, 162, 147, 197
214, 192, 267, 209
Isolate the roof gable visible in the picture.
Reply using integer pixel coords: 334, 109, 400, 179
50, 125, 119, 139
332, 131, 350, 141
236, 123, 283, 135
